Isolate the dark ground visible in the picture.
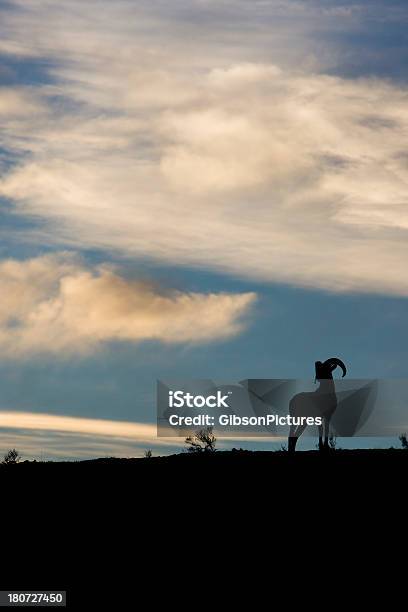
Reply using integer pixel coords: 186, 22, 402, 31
2, 449, 404, 606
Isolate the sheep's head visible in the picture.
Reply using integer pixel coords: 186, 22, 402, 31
315, 357, 347, 381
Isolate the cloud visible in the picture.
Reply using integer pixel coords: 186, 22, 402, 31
0, 412, 182, 460
0, 428, 168, 461
0, 254, 256, 357
0, 2, 408, 296
0, 411, 160, 441
0, 87, 43, 117
0, 411, 283, 460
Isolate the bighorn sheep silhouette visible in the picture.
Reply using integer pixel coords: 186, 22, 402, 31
288, 357, 347, 452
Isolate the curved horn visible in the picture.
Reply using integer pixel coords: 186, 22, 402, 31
324, 357, 347, 377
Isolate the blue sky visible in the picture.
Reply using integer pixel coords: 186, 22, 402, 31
0, 0, 407, 458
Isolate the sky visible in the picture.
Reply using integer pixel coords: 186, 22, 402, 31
0, 0, 407, 459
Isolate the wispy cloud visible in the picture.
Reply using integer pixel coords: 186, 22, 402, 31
0, 411, 283, 460
0, 412, 181, 460
0, 411, 159, 440
0, 1, 407, 296
0, 253, 256, 357
0, 429, 164, 461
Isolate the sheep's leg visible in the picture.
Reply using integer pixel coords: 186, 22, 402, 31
323, 416, 331, 450
288, 425, 297, 452
318, 423, 324, 451
289, 423, 308, 452
295, 423, 308, 440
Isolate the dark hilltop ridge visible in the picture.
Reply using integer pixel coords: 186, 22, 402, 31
2, 447, 408, 483
3, 446, 408, 465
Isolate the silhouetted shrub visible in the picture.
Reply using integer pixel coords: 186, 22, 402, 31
185, 427, 216, 453
144, 449, 153, 458
399, 433, 408, 449
2, 449, 21, 465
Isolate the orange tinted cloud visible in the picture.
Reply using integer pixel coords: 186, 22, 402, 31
0, 254, 256, 357
0, 411, 165, 443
